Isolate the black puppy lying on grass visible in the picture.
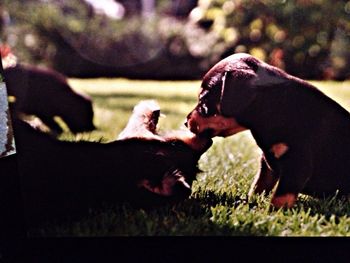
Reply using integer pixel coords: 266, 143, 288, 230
187, 53, 350, 209
14, 100, 211, 226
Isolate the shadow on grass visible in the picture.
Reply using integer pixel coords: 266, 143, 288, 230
294, 192, 350, 219
28, 189, 254, 237
28, 189, 350, 237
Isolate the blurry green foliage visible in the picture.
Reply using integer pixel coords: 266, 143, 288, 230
2, 0, 223, 78
3, 0, 150, 66
193, 0, 350, 79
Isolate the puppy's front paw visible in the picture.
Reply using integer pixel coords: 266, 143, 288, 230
271, 193, 297, 208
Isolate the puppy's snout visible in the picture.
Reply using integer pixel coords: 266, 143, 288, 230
189, 121, 199, 134
185, 112, 193, 128
186, 112, 200, 134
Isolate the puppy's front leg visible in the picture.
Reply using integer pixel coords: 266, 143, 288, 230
248, 155, 279, 197
39, 115, 63, 134
270, 143, 313, 209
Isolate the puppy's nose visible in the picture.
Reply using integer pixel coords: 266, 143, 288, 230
185, 112, 193, 127
185, 111, 196, 129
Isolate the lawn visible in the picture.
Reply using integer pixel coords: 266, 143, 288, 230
29, 79, 350, 236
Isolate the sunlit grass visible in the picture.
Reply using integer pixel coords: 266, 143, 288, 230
68, 78, 200, 141
30, 79, 350, 236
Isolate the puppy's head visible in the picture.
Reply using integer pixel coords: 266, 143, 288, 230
59, 90, 96, 133
119, 100, 212, 205
186, 53, 288, 137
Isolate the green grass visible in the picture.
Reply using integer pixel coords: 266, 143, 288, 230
29, 79, 350, 236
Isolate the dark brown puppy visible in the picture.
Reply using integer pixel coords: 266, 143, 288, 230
187, 53, 350, 208
14, 100, 211, 226
4, 64, 95, 134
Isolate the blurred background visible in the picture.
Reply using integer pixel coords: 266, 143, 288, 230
1, 0, 349, 80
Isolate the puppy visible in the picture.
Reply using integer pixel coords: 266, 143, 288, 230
14, 100, 211, 226
4, 64, 95, 134
186, 53, 350, 208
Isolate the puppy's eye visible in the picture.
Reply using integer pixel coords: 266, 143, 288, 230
198, 103, 209, 116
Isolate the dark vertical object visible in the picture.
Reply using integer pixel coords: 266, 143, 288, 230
0, 57, 27, 261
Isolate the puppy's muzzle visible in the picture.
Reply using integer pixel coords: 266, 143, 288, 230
186, 109, 247, 137
185, 111, 201, 134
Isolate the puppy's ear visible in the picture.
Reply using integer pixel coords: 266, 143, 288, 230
219, 70, 257, 116
117, 100, 164, 141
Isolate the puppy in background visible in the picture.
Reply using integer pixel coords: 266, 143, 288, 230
187, 53, 350, 208
4, 64, 95, 134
